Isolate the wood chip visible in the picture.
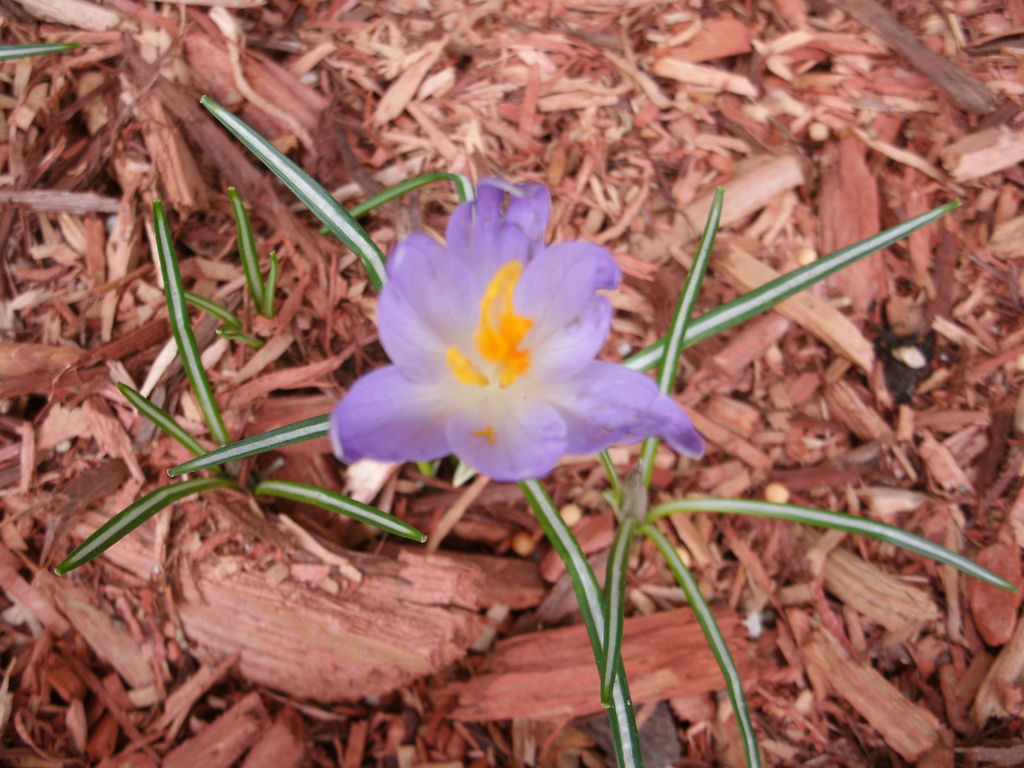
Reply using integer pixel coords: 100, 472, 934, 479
821, 544, 941, 635
650, 58, 758, 98
966, 543, 1024, 647
819, 136, 886, 315
239, 706, 305, 768
0, 545, 71, 636
0, 189, 121, 213
942, 127, 1024, 181
448, 608, 760, 721
971, 613, 1024, 726
633, 154, 804, 259
721, 248, 876, 373
685, 405, 773, 471
918, 430, 973, 493
653, 16, 752, 63
46, 577, 156, 689
137, 94, 209, 211
823, 380, 892, 441
0, 342, 86, 376
16, 0, 121, 30
162, 691, 270, 768
835, 0, 997, 114
232, 331, 295, 386
803, 628, 942, 762
372, 37, 450, 126
147, 654, 241, 740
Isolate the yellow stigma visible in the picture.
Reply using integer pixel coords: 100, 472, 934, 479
446, 347, 489, 386
446, 261, 533, 389
473, 425, 496, 444
475, 261, 532, 387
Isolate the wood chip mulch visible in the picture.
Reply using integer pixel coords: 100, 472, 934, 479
2, 0, 1024, 766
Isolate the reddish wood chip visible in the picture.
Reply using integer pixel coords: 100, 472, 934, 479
967, 543, 1024, 647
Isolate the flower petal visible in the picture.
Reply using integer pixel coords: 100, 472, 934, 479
516, 241, 620, 338
528, 296, 613, 383
378, 233, 478, 381
515, 241, 620, 380
445, 400, 567, 482
552, 361, 704, 457
445, 180, 543, 285
498, 180, 550, 242
330, 366, 452, 464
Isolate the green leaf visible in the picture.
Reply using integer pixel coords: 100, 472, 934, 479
599, 515, 637, 705
0, 42, 81, 61
263, 250, 279, 319
116, 383, 221, 470
623, 201, 960, 372
54, 477, 235, 574
642, 523, 761, 768
184, 290, 242, 330
347, 173, 475, 219
416, 460, 440, 478
598, 450, 622, 508
640, 187, 724, 484
254, 480, 425, 542
168, 415, 329, 476
229, 187, 265, 313
647, 497, 1015, 591
201, 96, 388, 291
215, 327, 264, 349
153, 201, 230, 446
520, 480, 641, 768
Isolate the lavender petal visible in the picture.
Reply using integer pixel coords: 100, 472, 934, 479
445, 180, 544, 284
528, 296, 613, 383
499, 180, 550, 242
517, 241, 620, 335
445, 400, 567, 482
554, 361, 704, 458
378, 233, 479, 381
330, 366, 452, 464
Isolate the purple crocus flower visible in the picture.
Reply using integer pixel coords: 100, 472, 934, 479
329, 178, 704, 482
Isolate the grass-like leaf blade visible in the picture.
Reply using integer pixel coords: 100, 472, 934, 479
184, 290, 242, 330
153, 200, 230, 446
0, 42, 81, 61
640, 187, 723, 483
642, 523, 761, 768
348, 173, 475, 219
229, 187, 265, 313
598, 450, 622, 508
215, 327, 264, 349
600, 515, 636, 705
54, 477, 235, 574
201, 96, 388, 291
623, 201, 959, 372
520, 480, 641, 768
264, 251, 279, 319
116, 383, 221, 471
168, 415, 329, 476
647, 497, 1014, 591
254, 480, 425, 542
